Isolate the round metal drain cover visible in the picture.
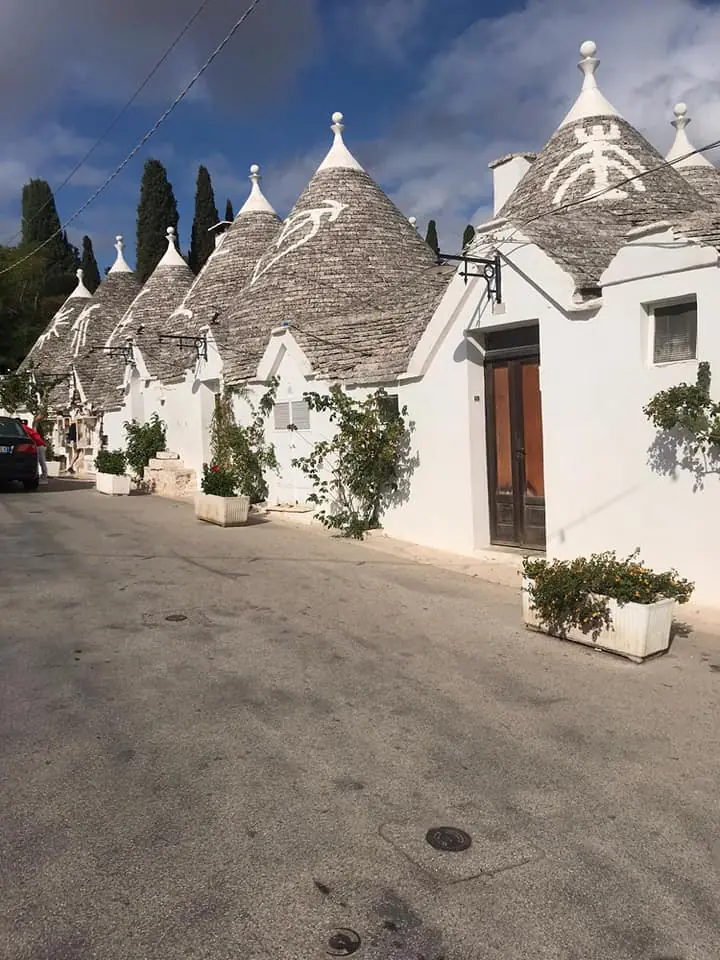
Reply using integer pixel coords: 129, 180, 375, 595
165, 614, 188, 622
327, 928, 362, 956
425, 826, 472, 852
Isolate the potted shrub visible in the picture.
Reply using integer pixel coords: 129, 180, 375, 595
522, 551, 693, 662
195, 462, 250, 526
95, 449, 131, 496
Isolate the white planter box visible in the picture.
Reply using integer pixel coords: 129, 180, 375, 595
96, 472, 131, 496
195, 492, 250, 527
522, 578, 676, 662
46, 461, 61, 477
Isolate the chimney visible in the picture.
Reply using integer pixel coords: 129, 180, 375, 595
488, 153, 536, 215
208, 221, 232, 249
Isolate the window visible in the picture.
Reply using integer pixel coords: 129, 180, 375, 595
378, 394, 400, 422
273, 400, 310, 431
652, 299, 697, 364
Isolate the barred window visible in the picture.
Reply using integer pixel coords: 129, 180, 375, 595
653, 300, 697, 364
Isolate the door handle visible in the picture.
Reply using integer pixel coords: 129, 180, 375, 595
516, 447, 525, 459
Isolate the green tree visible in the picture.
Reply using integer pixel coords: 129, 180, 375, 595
135, 159, 179, 283
425, 218, 440, 255
80, 236, 101, 292
0, 245, 51, 371
189, 165, 219, 274
224, 198, 234, 222
21, 179, 79, 297
462, 224, 475, 248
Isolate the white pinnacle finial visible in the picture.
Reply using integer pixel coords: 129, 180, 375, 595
239, 162, 277, 215
158, 224, 188, 267
409, 216, 417, 229
317, 110, 364, 173
560, 40, 621, 127
666, 101, 714, 169
109, 234, 133, 274
70, 268, 93, 299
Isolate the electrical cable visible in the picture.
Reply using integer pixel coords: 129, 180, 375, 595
0, 0, 266, 278
3, 0, 217, 246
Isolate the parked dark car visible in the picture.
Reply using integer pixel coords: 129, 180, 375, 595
0, 416, 39, 491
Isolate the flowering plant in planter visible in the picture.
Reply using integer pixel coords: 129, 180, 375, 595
522, 550, 693, 640
200, 462, 238, 497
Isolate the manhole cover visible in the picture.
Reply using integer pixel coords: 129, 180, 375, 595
165, 614, 188, 622
327, 928, 362, 956
425, 827, 472, 852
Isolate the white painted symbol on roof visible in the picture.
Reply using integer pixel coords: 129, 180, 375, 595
543, 123, 646, 205
70, 303, 100, 357
106, 287, 149, 347
37, 304, 75, 348
250, 199, 347, 286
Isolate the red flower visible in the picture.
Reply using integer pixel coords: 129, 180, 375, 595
211, 465, 219, 473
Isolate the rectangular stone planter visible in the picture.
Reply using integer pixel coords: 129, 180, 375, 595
96, 472, 131, 496
522, 578, 676, 663
195, 492, 250, 527
46, 460, 61, 477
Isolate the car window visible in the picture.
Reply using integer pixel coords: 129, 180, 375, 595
0, 417, 25, 437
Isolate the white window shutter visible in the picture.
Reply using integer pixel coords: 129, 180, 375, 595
292, 400, 311, 431
274, 402, 291, 430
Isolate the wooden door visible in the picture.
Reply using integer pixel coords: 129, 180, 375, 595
486, 357, 545, 548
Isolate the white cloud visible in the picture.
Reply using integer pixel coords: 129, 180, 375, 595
353, 0, 434, 57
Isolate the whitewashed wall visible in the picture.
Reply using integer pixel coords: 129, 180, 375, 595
539, 229, 720, 605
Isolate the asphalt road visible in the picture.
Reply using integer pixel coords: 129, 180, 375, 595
1, 480, 718, 960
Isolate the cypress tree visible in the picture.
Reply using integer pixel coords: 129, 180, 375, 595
20, 179, 79, 296
80, 236, 101, 292
462, 224, 476, 249
225, 198, 234, 222
136, 159, 179, 283
189, 165, 219, 274
425, 219, 440, 256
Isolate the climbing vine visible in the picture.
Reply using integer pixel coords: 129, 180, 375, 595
291, 386, 414, 539
208, 380, 278, 503
644, 361, 720, 472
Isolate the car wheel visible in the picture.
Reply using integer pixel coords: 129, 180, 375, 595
23, 479, 39, 492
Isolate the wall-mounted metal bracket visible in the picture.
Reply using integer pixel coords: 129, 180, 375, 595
157, 333, 208, 361
438, 252, 502, 304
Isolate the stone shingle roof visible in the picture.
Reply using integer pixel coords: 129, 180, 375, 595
73, 271, 142, 411
93, 230, 193, 404
493, 45, 712, 287
223, 115, 449, 386
158, 166, 282, 384
19, 270, 93, 378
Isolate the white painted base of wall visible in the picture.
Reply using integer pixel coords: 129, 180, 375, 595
96, 472, 131, 496
46, 461, 61, 478
195, 493, 250, 527
522, 579, 676, 662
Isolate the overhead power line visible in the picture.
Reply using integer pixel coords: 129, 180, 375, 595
3, 0, 217, 247
0, 0, 266, 278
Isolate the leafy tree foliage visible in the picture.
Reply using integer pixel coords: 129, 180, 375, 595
425, 219, 440, 255
80, 236, 101, 292
136, 159, 179, 282
189, 165, 219, 274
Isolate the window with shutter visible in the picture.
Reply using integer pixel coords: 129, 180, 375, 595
273, 402, 291, 430
652, 300, 697, 364
291, 400, 310, 431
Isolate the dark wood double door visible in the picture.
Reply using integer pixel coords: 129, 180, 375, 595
485, 342, 546, 549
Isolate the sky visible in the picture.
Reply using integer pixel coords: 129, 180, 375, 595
2, 0, 720, 271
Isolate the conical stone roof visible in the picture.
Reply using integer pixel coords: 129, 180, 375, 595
223, 113, 450, 385
73, 237, 142, 410
665, 103, 720, 205
160, 164, 282, 384
497, 42, 712, 287
19, 269, 93, 378
93, 229, 193, 410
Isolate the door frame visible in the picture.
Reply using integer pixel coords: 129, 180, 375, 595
482, 328, 544, 548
